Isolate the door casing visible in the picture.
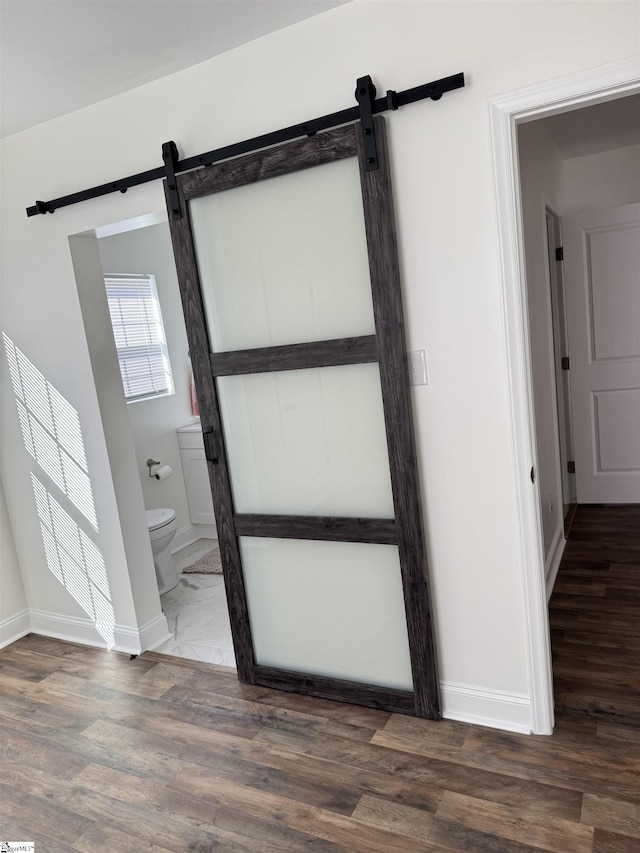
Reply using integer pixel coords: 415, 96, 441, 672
489, 56, 640, 735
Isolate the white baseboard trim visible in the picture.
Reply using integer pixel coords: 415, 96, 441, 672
171, 523, 217, 554
0, 609, 31, 649
29, 609, 160, 656
545, 524, 566, 603
139, 613, 172, 652
30, 609, 105, 649
441, 681, 532, 734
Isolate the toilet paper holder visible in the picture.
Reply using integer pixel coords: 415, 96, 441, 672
147, 458, 161, 478
147, 458, 174, 481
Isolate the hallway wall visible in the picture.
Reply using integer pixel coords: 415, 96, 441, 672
517, 121, 566, 577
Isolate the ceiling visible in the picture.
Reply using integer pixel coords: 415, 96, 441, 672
539, 94, 640, 159
0, 0, 349, 138
1, 1, 638, 156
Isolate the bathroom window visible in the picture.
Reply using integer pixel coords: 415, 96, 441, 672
104, 274, 174, 402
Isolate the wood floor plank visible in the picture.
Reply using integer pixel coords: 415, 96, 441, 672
351, 793, 434, 838
72, 796, 266, 852
169, 764, 436, 853
72, 822, 175, 853
78, 718, 189, 780
551, 644, 640, 672
73, 763, 160, 805
0, 684, 96, 736
0, 654, 59, 682
80, 717, 362, 816
2, 757, 280, 853
376, 725, 640, 805
581, 793, 640, 839
68, 663, 179, 700
0, 723, 89, 780
82, 699, 443, 814
592, 828, 640, 853
153, 786, 354, 852
168, 665, 393, 730
381, 713, 469, 748
0, 643, 136, 678
462, 726, 640, 797
39, 669, 267, 738
550, 613, 640, 643
434, 790, 593, 853
552, 630, 640, 651
160, 680, 378, 742
0, 781, 94, 846
3, 763, 185, 849
72, 760, 348, 853
554, 689, 640, 728
0, 818, 71, 853
428, 816, 546, 853
596, 721, 640, 744
260, 725, 584, 821
553, 580, 607, 597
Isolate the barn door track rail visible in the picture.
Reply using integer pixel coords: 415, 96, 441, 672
26, 71, 464, 218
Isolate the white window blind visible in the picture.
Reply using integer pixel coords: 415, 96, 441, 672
104, 274, 174, 402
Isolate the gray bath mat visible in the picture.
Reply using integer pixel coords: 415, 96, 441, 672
182, 545, 222, 575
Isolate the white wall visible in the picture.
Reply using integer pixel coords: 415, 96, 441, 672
517, 122, 566, 579
1, 0, 638, 730
0, 474, 29, 646
97, 222, 197, 540
564, 142, 640, 212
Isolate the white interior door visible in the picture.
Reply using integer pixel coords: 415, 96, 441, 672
563, 202, 640, 503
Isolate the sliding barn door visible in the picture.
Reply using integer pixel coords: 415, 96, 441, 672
166, 118, 439, 718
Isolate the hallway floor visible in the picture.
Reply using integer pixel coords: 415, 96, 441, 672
550, 503, 640, 727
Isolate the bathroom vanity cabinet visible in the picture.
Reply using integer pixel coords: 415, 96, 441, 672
177, 423, 216, 526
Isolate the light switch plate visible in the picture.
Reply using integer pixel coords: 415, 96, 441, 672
410, 350, 428, 386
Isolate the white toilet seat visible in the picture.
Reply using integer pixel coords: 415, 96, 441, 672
146, 507, 176, 532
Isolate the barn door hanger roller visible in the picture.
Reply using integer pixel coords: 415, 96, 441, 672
356, 75, 379, 170
27, 71, 465, 218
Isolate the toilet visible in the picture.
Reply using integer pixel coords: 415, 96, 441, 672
146, 508, 179, 595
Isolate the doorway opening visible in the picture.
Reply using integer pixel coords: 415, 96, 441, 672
490, 56, 640, 734
71, 212, 236, 669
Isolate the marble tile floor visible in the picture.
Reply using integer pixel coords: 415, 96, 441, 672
154, 538, 236, 668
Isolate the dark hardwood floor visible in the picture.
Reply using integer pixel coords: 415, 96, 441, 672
0, 505, 638, 851
550, 504, 640, 729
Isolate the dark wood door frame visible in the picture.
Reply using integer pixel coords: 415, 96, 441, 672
166, 118, 440, 719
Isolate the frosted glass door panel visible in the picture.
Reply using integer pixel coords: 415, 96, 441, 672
242, 537, 414, 690
218, 363, 394, 517
189, 157, 375, 352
